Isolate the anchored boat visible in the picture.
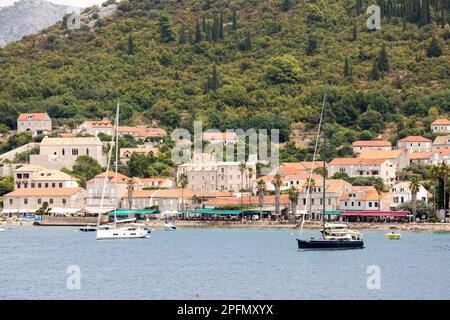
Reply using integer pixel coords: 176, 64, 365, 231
386, 227, 401, 240
296, 89, 364, 250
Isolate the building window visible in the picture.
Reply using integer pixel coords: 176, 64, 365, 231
52, 183, 56, 188
72, 148, 79, 156
24, 199, 28, 205
49, 199, 54, 204
369, 202, 372, 207
38, 199, 42, 204
17, 174, 22, 179
62, 199, 67, 205
45, 183, 48, 188
31, 183, 35, 188
86, 148, 89, 156
9, 199, 13, 204
38, 183, 42, 188
62, 148, 65, 156
59, 183, 63, 188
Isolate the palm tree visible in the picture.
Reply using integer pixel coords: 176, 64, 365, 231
438, 163, 449, 211
272, 172, 283, 221
247, 167, 254, 207
239, 162, 247, 206
288, 187, 299, 221
373, 179, 385, 212
305, 178, 315, 219
409, 175, 420, 217
127, 178, 135, 210
429, 165, 440, 214
179, 173, 188, 211
256, 179, 266, 220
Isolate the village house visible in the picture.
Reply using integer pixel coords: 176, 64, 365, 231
397, 136, 432, 153
17, 113, 52, 136
357, 149, 409, 169
280, 161, 327, 174
13, 164, 78, 190
408, 152, 432, 165
85, 171, 135, 213
430, 149, 450, 165
118, 126, 167, 141
203, 132, 239, 145
432, 135, 450, 151
1, 188, 86, 216
328, 158, 396, 185
119, 146, 159, 163
177, 160, 256, 193
138, 178, 176, 189
77, 119, 114, 136
431, 118, 450, 134
352, 140, 392, 153
339, 186, 391, 212
259, 171, 323, 192
390, 182, 429, 210
30, 137, 106, 170
121, 188, 198, 212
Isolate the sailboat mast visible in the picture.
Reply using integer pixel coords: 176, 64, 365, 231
114, 103, 120, 227
322, 92, 327, 237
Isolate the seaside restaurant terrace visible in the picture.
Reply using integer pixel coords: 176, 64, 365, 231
178, 209, 272, 221
107, 209, 160, 222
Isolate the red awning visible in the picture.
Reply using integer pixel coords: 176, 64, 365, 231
340, 211, 410, 217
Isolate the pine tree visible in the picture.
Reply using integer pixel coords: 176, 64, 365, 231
205, 22, 212, 42
426, 37, 443, 57
232, 9, 238, 30
202, 15, 207, 33
195, 19, 202, 43
356, 0, 363, 15
240, 31, 252, 51
211, 14, 219, 42
159, 14, 175, 43
281, 0, 292, 12
344, 56, 351, 78
377, 46, 390, 72
178, 22, 186, 45
127, 34, 135, 55
188, 28, 194, 45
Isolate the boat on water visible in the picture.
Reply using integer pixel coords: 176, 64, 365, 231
296, 89, 364, 251
297, 223, 364, 250
0, 227, 6, 233
386, 227, 401, 240
79, 225, 97, 232
94, 103, 150, 241
164, 220, 176, 231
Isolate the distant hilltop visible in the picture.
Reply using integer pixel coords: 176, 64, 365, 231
0, 0, 81, 47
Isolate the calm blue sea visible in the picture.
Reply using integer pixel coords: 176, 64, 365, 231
0, 227, 449, 299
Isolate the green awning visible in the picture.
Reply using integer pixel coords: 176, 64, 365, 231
322, 210, 341, 216
107, 209, 159, 217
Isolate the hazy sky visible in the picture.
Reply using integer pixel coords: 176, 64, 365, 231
0, 0, 106, 7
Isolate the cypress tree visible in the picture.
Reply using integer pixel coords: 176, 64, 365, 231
202, 14, 207, 33
352, 23, 357, 41
178, 22, 186, 45
356, 0, 363, 15
127, 34, 135, 55
159, 14, 175, 43
219, 11, 224, 40
371, 59, 380, 80
211, 14, 219, 42
205, 22, 212, 42
195, 19, 202, 43
232, 9, 238, 30
306, 35, 317, 56
188, 28, 194, 45
211, 65, 220, 91
377, 46, 390, 72
344, 57, 352, 78
426, 37, 443, 57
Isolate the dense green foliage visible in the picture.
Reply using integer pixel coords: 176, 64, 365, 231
0, 0, 448, 157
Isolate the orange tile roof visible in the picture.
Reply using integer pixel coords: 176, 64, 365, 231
18, 113, 50, 121
4, 188, 82, 197
203, 132, 238, 141
409, 152, 432, 160
399, 136, 432, 143
357, 150, 403, 159
206, 194, 290, 206
127, 188, 197, 199
88, 120, 113, 127
281, 161, 327, 171
89, 171, 130, 184
352, 140, 391, 147
137, 127, 167, 138
329, 158, 387, 166
204, 191, 235, 198
279, 167, 301, 175
432, 119, 450, 125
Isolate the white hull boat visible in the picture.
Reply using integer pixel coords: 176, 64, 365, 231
96, 225, 149, 240
164, 221, 176, 231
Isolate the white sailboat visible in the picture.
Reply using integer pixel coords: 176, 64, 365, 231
96, 103, 149, 240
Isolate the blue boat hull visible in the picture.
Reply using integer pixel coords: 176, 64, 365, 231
297, 239, 364, 250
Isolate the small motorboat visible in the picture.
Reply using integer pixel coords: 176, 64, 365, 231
386, 227, 401, 240
79, 226, 97, 232
0, 227, 6, 233
164, 220, 176, 231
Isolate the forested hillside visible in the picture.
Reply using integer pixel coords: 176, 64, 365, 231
0, 0, 448, 160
